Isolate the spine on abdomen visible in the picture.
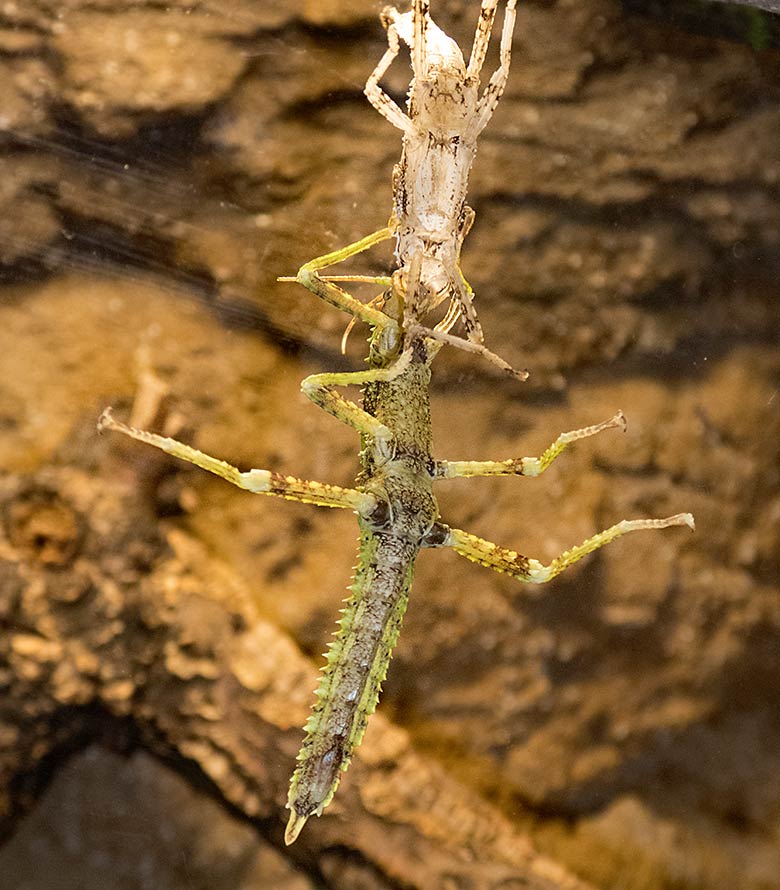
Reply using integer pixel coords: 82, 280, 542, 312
285, 527, 416, 844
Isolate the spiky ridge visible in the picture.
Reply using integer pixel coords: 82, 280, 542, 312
285, 528, 416, 842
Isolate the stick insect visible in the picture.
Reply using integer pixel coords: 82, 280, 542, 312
99, 0, 694, 845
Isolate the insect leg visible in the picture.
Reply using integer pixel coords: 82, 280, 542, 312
301, 349, 413, 457
282, 228, 394, 327
467, 0, 500, 79
413, 0, 430, 82
98, 409, 371, 511
364, 9, 414, 134
408, 323, 528, 380
433, 297, 462, 335
423, 514, 695, 582
473, 0, 517, 136
444, 254, 484, 344
435, 412, 626, 478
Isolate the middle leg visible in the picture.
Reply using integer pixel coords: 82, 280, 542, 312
300, 349, 413, 459
435, 412, 626, 479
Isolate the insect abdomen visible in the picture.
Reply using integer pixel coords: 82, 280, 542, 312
285, 527, 416, 843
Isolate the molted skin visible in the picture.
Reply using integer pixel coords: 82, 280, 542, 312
391, 12, 480, 294
383, 4, 499, 327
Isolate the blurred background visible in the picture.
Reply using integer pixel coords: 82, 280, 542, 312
0, 1, 779, 888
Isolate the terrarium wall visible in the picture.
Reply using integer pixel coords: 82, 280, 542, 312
0, 1, 779, 889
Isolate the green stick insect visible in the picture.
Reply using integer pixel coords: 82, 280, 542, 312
99, 0, 694, 845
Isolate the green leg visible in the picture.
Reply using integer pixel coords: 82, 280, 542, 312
282, 227, 417, 455
98, 408, 373, 511
425, 514, 694, 582
281, 227, 395, 328
300, 350, 412, 458
435, 412, 626, 479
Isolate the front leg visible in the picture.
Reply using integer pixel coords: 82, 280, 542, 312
424, 513, 695, 582
467, 0, 501, 79
364, 9, 414, 134
472, 0, 517, 136
412, 0, 430, 83
280, 228, 394, 328
435, 412, 626, 479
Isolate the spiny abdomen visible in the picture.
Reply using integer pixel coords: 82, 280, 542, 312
285, 527, 416, 843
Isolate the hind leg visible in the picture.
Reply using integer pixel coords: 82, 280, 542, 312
424, 514, 695, 582
98, 408, 371, 511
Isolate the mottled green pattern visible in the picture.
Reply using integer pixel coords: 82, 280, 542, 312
284, 336, 440, 844
285, 527, 415, 824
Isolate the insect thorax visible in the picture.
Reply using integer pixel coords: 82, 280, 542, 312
359, 347, 436, 542
394, 130, 476, 250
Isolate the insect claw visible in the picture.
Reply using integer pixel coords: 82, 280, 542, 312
510, 366, 530, 381
673, 512, 696, 531
97, 406, 116, 433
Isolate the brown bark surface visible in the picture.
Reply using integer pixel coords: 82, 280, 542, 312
1, 2, 779, 889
